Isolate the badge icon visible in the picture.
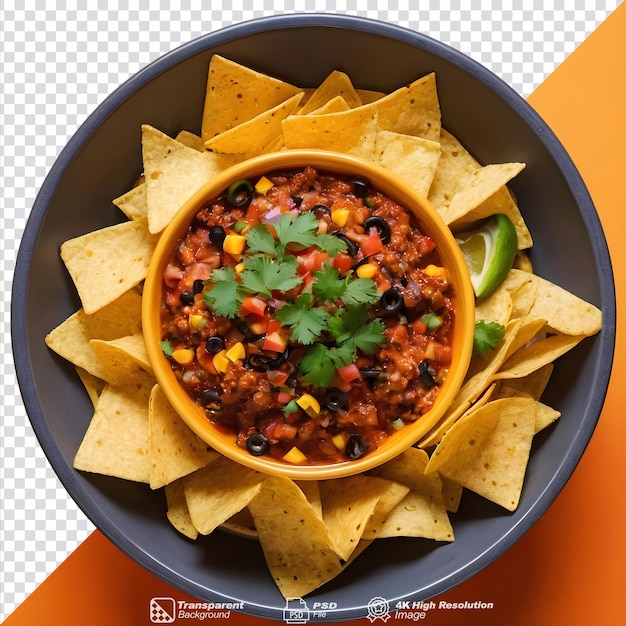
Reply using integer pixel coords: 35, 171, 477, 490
150, 597, 176, 623
366, 596, 391, 622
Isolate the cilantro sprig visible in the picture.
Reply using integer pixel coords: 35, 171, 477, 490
473, 320, 505, 355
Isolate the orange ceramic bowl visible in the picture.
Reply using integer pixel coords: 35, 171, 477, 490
143, 149, 475, 480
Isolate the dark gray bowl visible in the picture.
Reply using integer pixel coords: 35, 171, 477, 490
11, 13, 616, 622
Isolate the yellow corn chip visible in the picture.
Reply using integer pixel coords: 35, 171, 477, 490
204, 92, 304, 156
165, 479, 199, 539
148, 385, 219, 489
248, 476, 343, 599
73, 373, 155, 483
298, 69, 362, 115
45, 289, 143, 380
60, 217, 159, 314
201, 54, 302, 142
112, 183, 148, 221
89, 333, 152, 385
183, 458, 266, 535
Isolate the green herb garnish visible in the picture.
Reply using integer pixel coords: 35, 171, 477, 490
473, 320, 505, 355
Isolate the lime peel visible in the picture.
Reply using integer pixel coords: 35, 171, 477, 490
457, 213, 518, 299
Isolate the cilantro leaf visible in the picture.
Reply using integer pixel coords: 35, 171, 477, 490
325, 305, 369, 344
299, 342, 355, 387
246, 224, 276, 255
240, 254, 302, 297
314, 232, 348, 257
274, 212, 320, 257
341, 276, 380, 306
351, 319, 387, 354
203, 267, 242, 317
312, 263, 347, 301
275, 293, 331, 345
473, 320, 505, 355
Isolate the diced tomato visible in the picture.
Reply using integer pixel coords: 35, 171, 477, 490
262, 331, 288, 353
276, 390, 294, 404
433, 342, 452, 364
336, 363, 361, 383
246, 314, 269, 336
360, 232, 384, 256
164, 263, 184, 288
267, 370, 292, 387
195, 249, 221, 266
267, 318, 286, 334
239, 295, 267, 317
297, 249, 329, 273
412, 319, 428, 335
331, 252, 353, 275
196, 344, 217, 375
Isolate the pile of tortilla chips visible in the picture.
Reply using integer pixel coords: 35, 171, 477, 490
45, 55, 602, 599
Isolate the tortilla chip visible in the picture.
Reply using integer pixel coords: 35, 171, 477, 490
282, 107, 378, 160
148, 385, 219, 489
319, 475, 388, 561
221, 507, 257, 539
307, 95, 351, 115
357, 89, 385, 104
142, 125, 242, 233
494, 333, 585, 381
74, 367, 106, 407
165, 479, 199, 540
201, 54, 302, 142
495, 363, 554, 402
474, 287, 513, 326
443, 162, 531, 248
60, 217, 159, 314
45, 289, 143, 380
298, 70, 362, 115
360, 479, 411, 540
368, 448, 454, 541
295, 480, 323, 520
204, 92, 304, 156
425, 398, 501, 475
428, 129, 480, 214
440, 476, 464, 513
248, 476, 343, 599
89, 333, 152, 385
374, 129, 441, 197
183, 458, 266, 535
73, 373, 155, 483
520, 273, 603, 336
112, 183, 147, 221
437, 397, 537, 511
359, 72, 441, 141
175, 130, 206, 152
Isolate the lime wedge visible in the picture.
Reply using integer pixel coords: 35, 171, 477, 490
456, 214, 518, 299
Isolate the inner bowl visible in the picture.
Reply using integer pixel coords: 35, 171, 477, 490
143, 149, 476, 480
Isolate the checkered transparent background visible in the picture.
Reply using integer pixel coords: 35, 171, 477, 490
1, 0, 620, 619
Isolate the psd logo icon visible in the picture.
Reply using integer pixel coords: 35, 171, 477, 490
150, 597, 176, 623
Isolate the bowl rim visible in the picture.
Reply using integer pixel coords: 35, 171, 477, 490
10, 12, 617, 622
142, 148, 476, 480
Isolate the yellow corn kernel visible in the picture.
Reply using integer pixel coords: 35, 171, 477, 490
188, 313, 205, 329
423, 264, 447, 281
226, 341, 246, 363
172, 348, 195, 365
332, 433, 347, 450
331, 208, 350, 227
356, 263, 377, 279
254, 175, 274, 195
234, 262, 246, 274
212, 349, 230, 373
282, 446, 307, 464
296, 393, 320, 415
223, 234, 246, 255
